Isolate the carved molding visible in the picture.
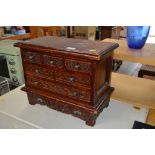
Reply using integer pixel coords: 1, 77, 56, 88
27, 78, 91, 101
27, 92, 110, 126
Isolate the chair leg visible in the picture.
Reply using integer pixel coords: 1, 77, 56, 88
138, 70, 144, 78
112, 60, 122, 71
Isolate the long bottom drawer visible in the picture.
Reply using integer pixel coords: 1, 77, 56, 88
26, 90, 111, 126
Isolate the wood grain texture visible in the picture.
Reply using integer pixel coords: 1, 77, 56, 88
29, 26, 61, 38
15, 36, 119, 60
111, 72, 155, 109
103, 38, 155, 66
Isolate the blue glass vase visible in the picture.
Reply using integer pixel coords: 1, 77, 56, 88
127, 26, 150, 49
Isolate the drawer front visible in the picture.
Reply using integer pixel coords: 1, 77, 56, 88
27, 92, 55, 106
55, 101, 88, 118
27, 92, 90, 119
25, 64, 54, 80
34, 95, 55, 106
23, 51, 42, 64
27, 77, 90, 101
43, 55, 63, 68
65, 59, 91, 73
55, 71, 91, 87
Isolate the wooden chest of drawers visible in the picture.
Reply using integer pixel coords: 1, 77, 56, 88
15, 36, 119, 126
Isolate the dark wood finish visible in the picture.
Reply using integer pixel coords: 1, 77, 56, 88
99, 26, 121, 40
138, 65, 155, 78
15, 36, 118, 126
30, 26, 61, 38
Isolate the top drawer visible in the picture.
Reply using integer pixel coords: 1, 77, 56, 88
65, 59, 91, 73
22, 51, 41, 64
43, 55, 63, 68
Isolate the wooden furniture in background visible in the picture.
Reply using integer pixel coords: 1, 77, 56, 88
29, 26, 38, 38
146, 109, 155, 126
104, 38, 155, 66
101, 28, 122, 71
100, 26, 121, 40
65, 26, 74, 38
111, 72, 155, 109
0, 33, 31, 40
73, 26, 96, 40
138, 65, 155, 126
111, 27, 122, 39
0, 27, 5, 36
30, 26, 61, 38
15, 36, 118, 126
103, 38, 155, 126
138, 65, 155, 78
100, 26, 112, 39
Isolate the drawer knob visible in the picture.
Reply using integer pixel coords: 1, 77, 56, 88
68, 77, 75, 82
50, 60, 54, 64
73, 110, 82, 116
29, 55, 34, 60
74, 64, 80, 69
36, 98, 43, 104
34, 81, 38, 85
10, 68, 17, 74
35, 69, 40, 73
9, 59, 15, 65
72, 91, 80, 97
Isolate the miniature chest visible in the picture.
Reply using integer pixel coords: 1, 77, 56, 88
15, 36, 118, 126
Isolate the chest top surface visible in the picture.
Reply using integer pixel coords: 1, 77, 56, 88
15, 36, 119, 60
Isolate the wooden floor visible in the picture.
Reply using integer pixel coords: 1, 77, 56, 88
117, 61, 155, 126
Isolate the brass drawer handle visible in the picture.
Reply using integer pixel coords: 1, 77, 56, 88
35, 69, 40, 73
36, 98, 43, 104
34, 81, 38, 85
72, 91, 80, 97
74, 64, 80, 69
50, 60, 54, 64
29, 55, 34, 60
68, 77, 75, 82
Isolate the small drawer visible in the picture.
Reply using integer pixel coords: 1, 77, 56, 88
65, 59, 91, 73
25, 64, 54, 80
23, 51, 41, 64
55, 71, 91, 87
43, 55, 63, 68
55, 100, 86, 117
27, 78, 45, 89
